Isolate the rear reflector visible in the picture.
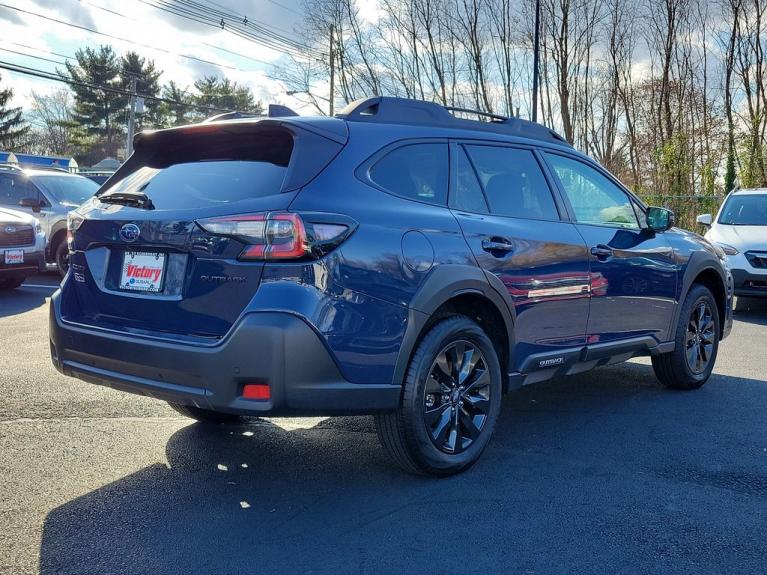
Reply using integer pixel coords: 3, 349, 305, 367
242, 383, 270, 400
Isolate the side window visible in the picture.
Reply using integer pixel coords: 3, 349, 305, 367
450, 146, 488, 213
545, 153, 639, 229
369, 143, 448, 205
464, 145, 559, 220
0, 174, 29, 206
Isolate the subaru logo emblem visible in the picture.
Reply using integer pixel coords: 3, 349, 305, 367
119, 223, 140, 243
4, 225, 15, 234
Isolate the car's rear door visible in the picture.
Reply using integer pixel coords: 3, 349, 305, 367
449, 142, 591, 374
541, 152, 678, 346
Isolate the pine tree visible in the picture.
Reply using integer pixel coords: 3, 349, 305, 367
120, 51, 162, 130
0, 73, 30, 150
192, 76, 263, 121
59, 45, 125, 159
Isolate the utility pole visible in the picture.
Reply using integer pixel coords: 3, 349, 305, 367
531, 0, 541, 123
329, 24, 335, 117
126, 75, 138, 157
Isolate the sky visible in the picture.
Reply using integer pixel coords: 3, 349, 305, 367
0, 0, 333, 115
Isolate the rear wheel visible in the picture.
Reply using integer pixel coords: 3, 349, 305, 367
167, 402, 242, 424
375, 316, 502, 476
652, 284, 720, 390
54, 239, 69, 277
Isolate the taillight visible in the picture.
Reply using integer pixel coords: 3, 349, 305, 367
66, 212, 84, 252
196, 211, 354, 261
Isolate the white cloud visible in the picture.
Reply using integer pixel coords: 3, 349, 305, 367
1, 0, 322, 115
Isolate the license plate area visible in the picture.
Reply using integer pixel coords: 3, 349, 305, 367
119, 251, 166, 293
4, 249, 24, 265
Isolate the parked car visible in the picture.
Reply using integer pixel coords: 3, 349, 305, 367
0, 206, 45, 290
0, 164, 100, 276
698, 188, 767, 298
49, 97, 733, 475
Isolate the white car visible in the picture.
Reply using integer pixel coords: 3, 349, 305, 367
0, 206, 46, 290
697, 188, 767, 297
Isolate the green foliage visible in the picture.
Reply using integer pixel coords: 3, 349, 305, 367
59, 45, 125, 158
157, 81, 194, 127
653, 134, 691, 197
120, 51, 162, 130
0, 73, 30, 149
192, 76, 264, 121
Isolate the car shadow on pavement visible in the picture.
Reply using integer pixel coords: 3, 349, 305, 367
39, 362, 767, 575
0, 287, 51, 317
733, 296, 767, 326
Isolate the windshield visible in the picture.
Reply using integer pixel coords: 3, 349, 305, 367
719, 194, 767, 225
33, 174, 100, 207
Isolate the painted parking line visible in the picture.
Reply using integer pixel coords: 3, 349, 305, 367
21, 284, 60, 289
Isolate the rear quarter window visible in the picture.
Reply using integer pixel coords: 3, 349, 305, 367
368, 143, 448, 205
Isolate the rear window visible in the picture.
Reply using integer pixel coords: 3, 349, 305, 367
101, 128, 293, 210
369, 143, 448, 205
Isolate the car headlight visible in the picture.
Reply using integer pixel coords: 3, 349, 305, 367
33, 218, 42, 234
714, 242, 739, 256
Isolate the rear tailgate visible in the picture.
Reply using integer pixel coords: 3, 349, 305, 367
64, 120, 345, 339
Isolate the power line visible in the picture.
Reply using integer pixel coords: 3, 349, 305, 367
0, 2, 264, 73
0, 60, 242, 114
138, 0, 325, 59
163, 0, 319, 55
78, 0, 283, 68
0, 47, 66, 66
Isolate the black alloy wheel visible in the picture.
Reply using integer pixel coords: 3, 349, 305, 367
423, 340, 491, 454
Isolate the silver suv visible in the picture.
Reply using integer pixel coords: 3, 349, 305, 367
0, 165, 100, 275
698, 188, 767, 298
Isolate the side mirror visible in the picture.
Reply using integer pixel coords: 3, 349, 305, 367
696, 213, 713, 227
647, 206, 675, 232
19, 197, 42, 213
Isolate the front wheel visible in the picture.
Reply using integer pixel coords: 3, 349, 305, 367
652, 284, 720, 390
167, 402, 242, 424
375, 316, 502, 476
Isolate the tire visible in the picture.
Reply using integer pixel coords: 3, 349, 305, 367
375, 316, 503, 476
54, 240, 69, 277
0, 277, 25, 290
652, 284, 720, 390
167, 402, 242, 424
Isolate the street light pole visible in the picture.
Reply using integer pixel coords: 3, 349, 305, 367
531, 0, 541, 123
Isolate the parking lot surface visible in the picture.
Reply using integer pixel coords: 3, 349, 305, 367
1, 275, 766, 574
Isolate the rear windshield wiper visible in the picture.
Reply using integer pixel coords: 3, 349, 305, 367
98, 191, 155, 210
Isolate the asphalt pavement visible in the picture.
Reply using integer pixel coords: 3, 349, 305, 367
1, 275, 766, 575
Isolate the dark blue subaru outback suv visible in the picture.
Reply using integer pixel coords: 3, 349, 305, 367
50, 97, 733, 475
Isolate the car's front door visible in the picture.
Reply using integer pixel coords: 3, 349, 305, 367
542, 152, 678, 345
449, 142, 591, 373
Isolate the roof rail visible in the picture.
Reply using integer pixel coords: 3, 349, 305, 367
335, 96, 570, 146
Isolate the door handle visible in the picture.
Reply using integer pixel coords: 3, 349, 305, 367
481, 237, 514, 254
590, 245, 613, 259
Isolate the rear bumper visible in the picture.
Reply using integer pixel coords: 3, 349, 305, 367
49, 291, 401, 416
731, 268, 767, 297
0, 250, 44, 277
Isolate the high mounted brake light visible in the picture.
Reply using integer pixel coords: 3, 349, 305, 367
196, 212, 354, 261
